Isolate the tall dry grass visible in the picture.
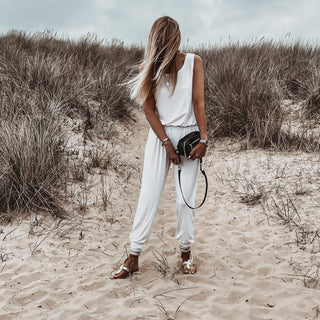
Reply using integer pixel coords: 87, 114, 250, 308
0, 102, 65, 217
0, 31, 142, 219
197, 43, 283, 147
0, 31, 142, 121
196, 40, 320, 148
1, 31, 320, 218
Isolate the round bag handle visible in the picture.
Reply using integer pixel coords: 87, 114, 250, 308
177, 158, 208, 209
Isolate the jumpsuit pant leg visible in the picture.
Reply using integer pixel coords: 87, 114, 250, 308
129, 128, 170, 255
168, 125, 200, 253
173, 156, 199, 252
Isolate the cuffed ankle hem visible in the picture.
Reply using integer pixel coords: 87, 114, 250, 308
129, 240, 143, 256
180, 246, 191, 253
129, 250, 141, 256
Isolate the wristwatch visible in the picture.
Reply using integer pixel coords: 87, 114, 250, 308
199, 139, 209, 146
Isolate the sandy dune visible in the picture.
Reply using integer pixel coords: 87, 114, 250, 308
1, 110, 320, 320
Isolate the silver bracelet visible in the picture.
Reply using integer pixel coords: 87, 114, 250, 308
161, 137, 170, 146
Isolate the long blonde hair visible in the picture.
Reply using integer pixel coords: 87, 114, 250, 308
129, 16, 181, 104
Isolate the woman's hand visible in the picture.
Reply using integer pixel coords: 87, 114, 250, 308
189, 143, 207, 160
164, 140, 181, 165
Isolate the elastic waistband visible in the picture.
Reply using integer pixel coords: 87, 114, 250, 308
161, 125, 199, 148
163, 125, 198, 128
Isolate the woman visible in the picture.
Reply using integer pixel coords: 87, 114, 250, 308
111, 16, 208, 279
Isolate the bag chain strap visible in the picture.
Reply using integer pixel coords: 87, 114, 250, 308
177, 158, 208, 209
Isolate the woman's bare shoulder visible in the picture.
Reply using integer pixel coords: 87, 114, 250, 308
193, 54, 203, 64
193, 54, 203, 73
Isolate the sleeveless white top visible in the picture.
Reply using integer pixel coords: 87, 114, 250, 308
155, 53, 197, 127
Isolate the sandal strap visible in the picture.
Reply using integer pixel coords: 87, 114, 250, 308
182, 254, 194, 270
115, 264, 130, 275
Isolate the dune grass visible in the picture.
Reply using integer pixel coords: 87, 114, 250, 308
1, 31, 320, 218
0, 31, 142, 219
196, 40, 320, 148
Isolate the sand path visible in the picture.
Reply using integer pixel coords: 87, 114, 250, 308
1, 111, 320, 319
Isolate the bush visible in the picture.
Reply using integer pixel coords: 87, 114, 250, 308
0, 31, 144, 218
0, 101, 65, 217
196, 43, 284, 147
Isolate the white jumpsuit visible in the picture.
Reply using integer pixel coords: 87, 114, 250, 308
129, 53, 200, 255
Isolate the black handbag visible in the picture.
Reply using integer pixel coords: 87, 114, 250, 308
176, 131, 201, 157
175, 131, 208, 209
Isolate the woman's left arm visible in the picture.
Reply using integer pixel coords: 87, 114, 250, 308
189, 55, 208, 160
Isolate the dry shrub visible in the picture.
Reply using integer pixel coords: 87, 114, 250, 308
197, 43, 284, 147
306, 89, 320, 115
0, 31, 143, 218
275, 42, 317, 99
0, 102, 65, 217
0, 31, 143, 123
270, 42, 320, 119
304, 70, 320, 117
195, 40, 320, 148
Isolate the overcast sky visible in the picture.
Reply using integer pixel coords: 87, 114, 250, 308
0, 0, 319, 47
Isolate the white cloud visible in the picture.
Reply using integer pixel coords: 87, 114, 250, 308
0, 0, 320, 45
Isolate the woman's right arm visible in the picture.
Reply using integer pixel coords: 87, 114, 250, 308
143, 95, 180, 165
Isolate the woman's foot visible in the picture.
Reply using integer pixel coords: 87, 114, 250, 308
110, 254, 139, 279
181, 251, 197, 274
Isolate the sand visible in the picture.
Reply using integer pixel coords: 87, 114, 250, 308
1, 110, 320, 320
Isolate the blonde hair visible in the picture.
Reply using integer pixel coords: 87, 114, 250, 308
128, 16, 181, 104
